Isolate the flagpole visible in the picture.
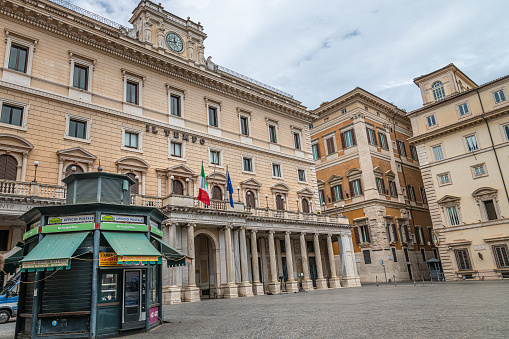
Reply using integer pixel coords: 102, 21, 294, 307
210, 162, 216, 201
225, 165, 228, 202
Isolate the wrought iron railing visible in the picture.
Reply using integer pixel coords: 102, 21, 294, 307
217, 65, 294, 99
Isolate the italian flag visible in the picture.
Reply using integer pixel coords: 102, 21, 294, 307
197, 164, 210, 206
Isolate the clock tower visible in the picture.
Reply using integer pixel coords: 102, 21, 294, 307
127, 0, 208, 67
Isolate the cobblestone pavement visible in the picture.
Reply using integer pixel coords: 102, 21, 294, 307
1, 281, 508, 338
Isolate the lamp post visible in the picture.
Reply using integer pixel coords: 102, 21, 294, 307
135, 175, 140, 195
322, 202, 326, 217
170, 175, 174, 195
265, 194, 269, 209
237, 186, 241, 202
334, 203, 338, 217
342, 204, 345, 217
32, 161, 39, 183
246, 191, 251, 208
185, 177, 190, 196
281, 196, 285, 211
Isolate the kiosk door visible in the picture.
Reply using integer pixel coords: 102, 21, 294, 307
123, 270, 145, 326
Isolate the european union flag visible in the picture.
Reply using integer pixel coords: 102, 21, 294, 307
226, 167, 234, 207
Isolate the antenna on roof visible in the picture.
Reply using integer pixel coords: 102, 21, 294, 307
97, 159, 103, 172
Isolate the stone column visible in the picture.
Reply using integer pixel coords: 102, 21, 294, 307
57, 159, 64, 184
284, 231, 298, 292
141, 172, 146, 195
267, 231, 280, 294
313, 234, 327, 289
162, 222, 182, 304
250, 230, 264, 295
21, 153, 28, 182
339, 234, 361, 287
327, 234, 341, 288
299, 232, 313, 291
238, 227, 253, 297
183, 224, 200, 302
221, 224, 238, 298
157, 174, 162, 197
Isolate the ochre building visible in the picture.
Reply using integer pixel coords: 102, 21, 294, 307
0, 0, 361, 299
408, 64, 509, 280
311, 88, 436, 282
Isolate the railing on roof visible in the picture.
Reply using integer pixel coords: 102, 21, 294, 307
217, 65, 294, 99
47, 0, 128, 30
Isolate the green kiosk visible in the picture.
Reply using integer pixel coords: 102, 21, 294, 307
14, 170, 190, 338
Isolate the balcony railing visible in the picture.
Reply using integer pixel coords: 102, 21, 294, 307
0, 180, 65, 199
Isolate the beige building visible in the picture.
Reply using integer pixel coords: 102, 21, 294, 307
0, 0, 361, 296
311, 88, 436, 283
408, 64, 509, 280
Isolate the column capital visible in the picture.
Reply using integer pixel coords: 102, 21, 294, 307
327, 233, 333, 238
185, 223, 196, 228
285, 231, 291, 235
221, 224, 233, 231
250, 229, 258, 234
268, 230, 275, 234
300, 232, 306, 236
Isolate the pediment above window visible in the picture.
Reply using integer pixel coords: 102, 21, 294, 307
116, 156, 149, 173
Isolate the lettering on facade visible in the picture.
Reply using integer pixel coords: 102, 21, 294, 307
147, 124, 205, 144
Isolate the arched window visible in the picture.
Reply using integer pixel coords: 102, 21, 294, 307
0, 155, 17, 181
301, 198, 310, 214
125, 173, 139, 195
432, 81, 446, 102
212, 185, 222, 200
275, 194, 284, 210
246, 190, 255, 208
173, 180, 184, 195
64, 164, 84, 178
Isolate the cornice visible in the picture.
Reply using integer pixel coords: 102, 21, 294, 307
0, 0, 312, 122
0, 80, 315, 164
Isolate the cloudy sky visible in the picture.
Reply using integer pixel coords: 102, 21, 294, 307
71, 0, 509, 111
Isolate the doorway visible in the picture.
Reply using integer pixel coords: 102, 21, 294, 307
194, 234, 218, 299
122, 269, 145, 329
308, 257, 318, 287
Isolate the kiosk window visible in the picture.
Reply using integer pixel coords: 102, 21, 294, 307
149, 265, 158, 304
101, 273, 118, 302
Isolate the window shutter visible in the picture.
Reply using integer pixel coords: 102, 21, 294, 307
330, 186, 336, 202
353, 227, 360, 244
392, 224, 398, 241
365, 225, 371, 242
349, 181, 354, 197
359, 180, 363, 194
373, 130, 378, 146
316, 144, 321, 158
351, 129, 357, 146
366, 128, 371, 144
404, 226, 410, 242
378, 132, 383, 148
339, 184, 343, 200
340, 132, 346, 149
0, 155, 18, 181
381, 179, 386, 193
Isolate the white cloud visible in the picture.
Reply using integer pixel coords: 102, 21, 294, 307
67, 0, 509, 111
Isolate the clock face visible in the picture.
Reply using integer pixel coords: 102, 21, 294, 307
166, 32, 184, 53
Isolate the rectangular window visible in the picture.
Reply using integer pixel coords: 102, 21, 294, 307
8, 44, 28, 73
421, 248, 426, 262
439, 173, 450, 185
455, 249, 472, 271
272, 163, 281, 178
171, 142, 182, 158
415, 227, 422, 244
433, 145, 444, 161
407, 185, 415, 201
410, 145, 418, 161
447, 206, 460, 226
240, 116, 249, 136
341, 129, 355, 148
420, 187, 428, 204
124, 131, 138, 148
397, 140, 407, 157
363, 250, 371, 264
358, 225, 370, 243
69, 119, 87, 139
504, 125, 509, 141
392, 247, 398, 262
306, 240, 314, 254
388, 181, 397, 197
493, 245, 509, 268
341, 108, 347, 114
280, 240, 286, 253
426, 115, 436, 127
494, 90, 506, 104
465, 135, 478, 152
376, 177, 385, 194
312, 144, 320, 160
483, 200, 498, 220
297, 169, 306, 182
474, 164, 485, 177
73, 64, 88, 90
268, 124, 277, 143
378, 132, 388, 149
366, 127, 377, 146
243, 157, 253, 172
170, 95, 181, 117
0, 104, 23, 126
325, 137, 335, 154
458, 103, 469, 116
350, 179, 362, 197
126, 81, 139, 105
318, 189, 325, 204
209, 150, 220, 165
208, 107, 218, 127
293, 132, 302, 150
331, 185, 342, 201
403, 248, 410, 262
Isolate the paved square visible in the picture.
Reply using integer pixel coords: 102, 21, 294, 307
1, 281, 508, 338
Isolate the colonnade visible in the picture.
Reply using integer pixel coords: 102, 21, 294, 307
163, 222, 360, 303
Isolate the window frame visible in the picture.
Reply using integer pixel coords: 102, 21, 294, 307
492, 88, 507, 105
121, 127, 143, 153
492, 244, 509, 268
350, 179, 362, 197
407, 184, 416, 201
378, 130, 388, 150
241, 155, 255, 174
366, 127, 378, 146
122, 70, 144, 106
324, 134, 336, 155
69, 53, 95, 92
420, 187, 428, 204
0, 98, 29, 131
432, 81, 446, 102
169, 138, 186, 161
410, 145, 418, 161
271, 162, 283, 179
375, 177, 386, 195
388, 180, 398, 197
296, 167, 307, 183
464, 134, 479, 152
396, 140, 407, 157
64, 113, 92, 143
341, 128, 356, 149
3, 30, 37, 76
208, 147, 223, 167
311, 142, 320, 160
457, 101, 471, 117
238, 113, 251, 137
166, 85, 186, 119
454, 248, 472, 271
431, 144, 444, 161
426, 114, 437, 128
293, 129, 302, 150
267, 122, 278, 144
437, 172, 452, 187
446, 206, 461, 226
471, 163, 488, 179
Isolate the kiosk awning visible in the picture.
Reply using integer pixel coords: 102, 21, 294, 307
3, 243, 24, 274
102, 232, 162, 264
151, 235, 191, 267
20, 232, 89, 272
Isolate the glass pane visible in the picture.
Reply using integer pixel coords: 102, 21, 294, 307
130, 133, 138, 148
17, 47, 27, 72
11, 107, 22, 126
80, 68, 87, 89
125, 271, 140, 307
484, 200, 497, 220
101, 273, 118, 302
1, 106, 10, 124
76, 121, 85, 139
73, 66, 80, 88
69, 120, 76, 137
8, 46, 18, 70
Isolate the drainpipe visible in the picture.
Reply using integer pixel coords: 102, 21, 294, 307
476, 90, 509, 202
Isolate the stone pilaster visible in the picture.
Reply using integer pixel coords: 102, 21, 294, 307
250, 230, 264, 295
284, 231, 298, 292
267, 230, 281, 294
339, 235, 361, 287
221, 224, 238, 298
183, 224, 200, 302
313, 234, 327, 289
238, 227, 253, 297
299, 232, 313, 291
327, 234, 341, 288
162, 222, 182, 304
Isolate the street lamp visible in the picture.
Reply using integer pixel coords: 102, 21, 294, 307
281, 196, 285, 211
334, 203, 338, 217
32, 161, 39, 183
265, 194, 269, 208
296, 198, 300, 213
342, 204, 345, 217
322, 202, 327, 217
135, 175, 140, 194
170, 175, 174, 195
237, 186, 241, 202
186, 177, 190, 196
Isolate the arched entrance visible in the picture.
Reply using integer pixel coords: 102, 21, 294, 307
194, 230, 220, 299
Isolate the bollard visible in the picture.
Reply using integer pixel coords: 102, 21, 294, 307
422, 275, 425, 285
413, 278, 416, 286
376, 276, 379, 286
393, 275, 397, 286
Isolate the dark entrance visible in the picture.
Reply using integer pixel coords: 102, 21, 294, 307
308, 257, 318, 287
407, 264, 413, 280
0, 154, 17, 180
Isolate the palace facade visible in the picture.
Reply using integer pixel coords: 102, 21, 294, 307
408, 64, 509, 280
311, 88, 436, 282
0, 0, 361, 298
